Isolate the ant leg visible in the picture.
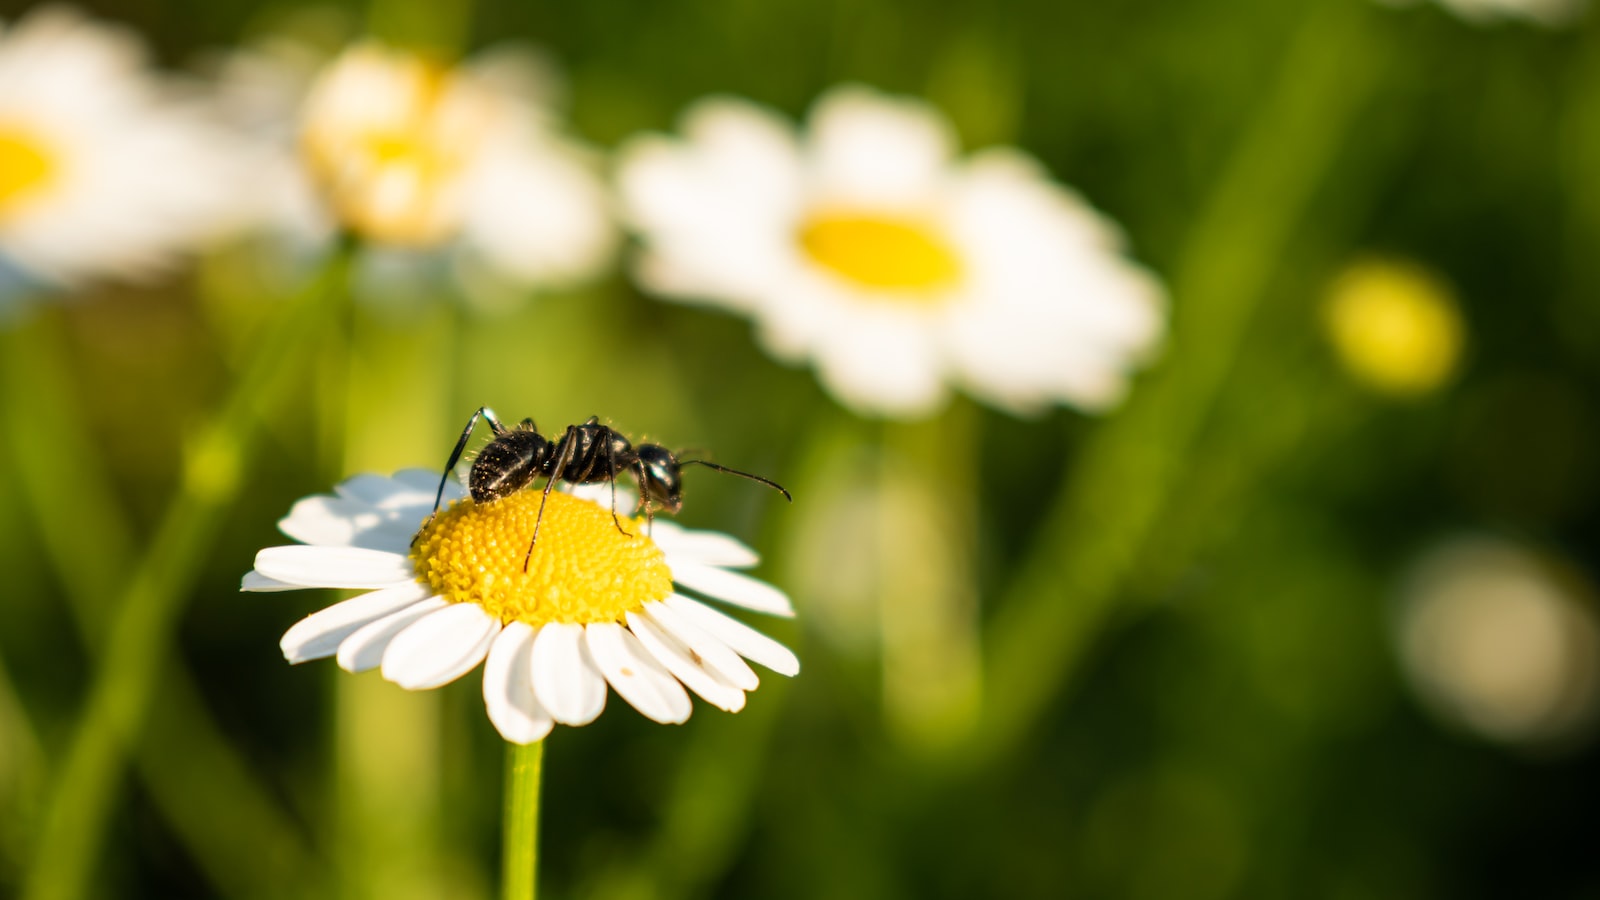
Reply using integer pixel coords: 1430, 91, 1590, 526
431, 407, 506, 513
524, 426, 578, 572
566, 428, 602, 484
608, 475, 633, 537
415, 407, 505, 544
633, 457, 655, 537
599, 430, 633, 537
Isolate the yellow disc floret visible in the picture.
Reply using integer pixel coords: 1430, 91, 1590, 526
411, 491, 673, 627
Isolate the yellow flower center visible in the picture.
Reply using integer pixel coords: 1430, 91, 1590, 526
300, 48, 490, 246
410, 490, 673, 627
799, 212, 962, 294
0, 124, 58, 219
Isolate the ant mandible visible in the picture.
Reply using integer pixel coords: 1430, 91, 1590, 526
419, 408, 791, 571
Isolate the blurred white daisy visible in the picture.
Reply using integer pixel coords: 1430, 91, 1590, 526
211, 33, 615, 296
618, 84, 1165, 419
0, 6, 240, 291
242, 470, 798, 742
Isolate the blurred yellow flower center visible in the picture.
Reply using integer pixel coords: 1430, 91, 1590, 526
0, 125, 57, 217
799, 212, 962, 293
361, 130, 454, 169
411, 490, 673, 627
301, 46, 490, 246
1324, 260, 1464, 398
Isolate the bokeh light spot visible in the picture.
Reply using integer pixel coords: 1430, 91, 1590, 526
1323, 259, 1464, 397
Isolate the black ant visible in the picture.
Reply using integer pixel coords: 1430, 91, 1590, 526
419, 408, 790, 571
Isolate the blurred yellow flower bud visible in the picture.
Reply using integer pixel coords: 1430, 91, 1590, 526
1323, 259, 1465, 398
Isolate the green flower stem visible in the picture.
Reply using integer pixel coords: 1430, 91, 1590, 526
879, 405, 981, 752
965, 0, 1390, 772
0, 316, 321, 900
502, 740, 545, 900
22, 247, 354, 900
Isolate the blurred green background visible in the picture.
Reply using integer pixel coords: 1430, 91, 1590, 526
2, 0, 1600, 898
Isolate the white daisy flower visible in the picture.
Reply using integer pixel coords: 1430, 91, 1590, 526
0, 7, 241, 290
617, 84, 1165, 419
212, 34, 615, 294
241, 469, 798, 742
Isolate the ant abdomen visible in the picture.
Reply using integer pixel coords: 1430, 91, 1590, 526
469, 429, 549, 503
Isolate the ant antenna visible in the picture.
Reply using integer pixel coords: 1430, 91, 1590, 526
679, 459, 793, 502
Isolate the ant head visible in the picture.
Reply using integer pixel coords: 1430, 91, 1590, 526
636, 444, 683, 514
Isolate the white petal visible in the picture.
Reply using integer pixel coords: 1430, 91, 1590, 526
662, 594, 799, 677
393, 467, 465, 501
627, 611, 745, 713
241, 571, 301, 592
278, 494, 377, 546
333, 473, 408, 506
808, 84, 955, 205
670, 561, 794, 617
639, 601, 759, 690
531, 621, 607, 726
652, 523, 760, 569
253, 546, 414, 589
483, 623, 554, 745
277, 493, 420, 553
280, 582, 435, 663
585, 622, 692, 724
336, 598, 449, 673
350, 522, 431, 554
678, 98, 804, 216
810, 308, 947, 419
568, 482, 636, 511
461, 135, 616, 287
934, 146, 1166, 415
619, 97, 803, 240
381, 603, 501, 690
616, 97, 806, 310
